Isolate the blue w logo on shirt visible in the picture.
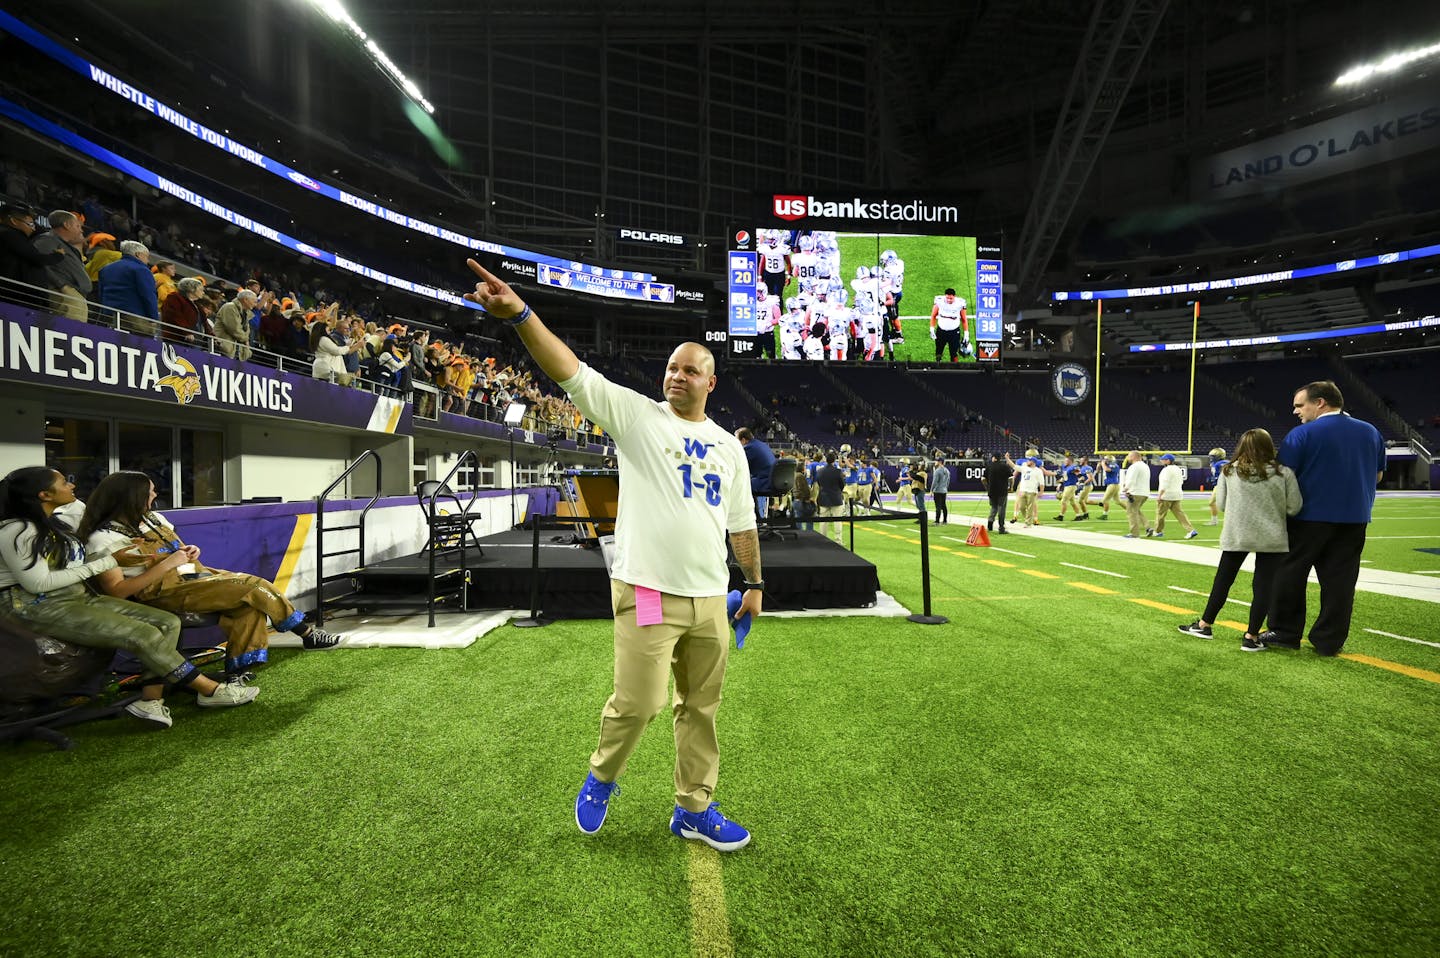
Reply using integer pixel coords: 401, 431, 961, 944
682, 438, 715, 459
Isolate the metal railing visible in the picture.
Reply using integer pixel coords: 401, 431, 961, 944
419, 450, 485, 628
313, 449, 383, 628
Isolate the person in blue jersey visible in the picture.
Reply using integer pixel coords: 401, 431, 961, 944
852, 455, 876, 513
1075, 456, 1095, 520
1054, 455, 1082, 522
1206, 447, 1228, 526
1258, 381, 1386, 656
894, 461, 914, 508
867, 460, 884, 511
1097, 456, 1122, 520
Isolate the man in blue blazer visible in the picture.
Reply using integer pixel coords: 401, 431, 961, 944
1260, 381, 1386, 655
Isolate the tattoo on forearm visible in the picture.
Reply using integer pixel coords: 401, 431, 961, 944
729, 529, 761, 583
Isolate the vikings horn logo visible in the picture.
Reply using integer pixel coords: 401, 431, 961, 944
157, 343, 202, 405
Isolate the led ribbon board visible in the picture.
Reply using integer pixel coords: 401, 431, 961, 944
0, 95, 472, 311
0, 9, 654, 285
1127, 315, 1440, 352
1052, 246, 1440, 302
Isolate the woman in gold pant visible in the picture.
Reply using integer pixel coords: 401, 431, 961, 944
77, 471, 343, 678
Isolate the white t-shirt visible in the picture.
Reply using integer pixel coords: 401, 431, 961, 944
1123, 460, 1152, 497
934, 297, 965, 330
1157, 464, 1185, 501
85, 513, 194, 578
559, 362, 755, 597
1017, 463, 1042, 494
0, 519, 118, 592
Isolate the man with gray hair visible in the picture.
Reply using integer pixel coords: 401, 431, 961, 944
96, 240, 159, 335
214, 288, 257, 361
33, 210, 91, 323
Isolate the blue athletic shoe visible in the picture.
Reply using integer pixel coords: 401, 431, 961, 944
575, 773, 618, 835
670, 803, 751, 852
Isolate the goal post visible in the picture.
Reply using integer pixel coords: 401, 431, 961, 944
1092, 300, 1201, 457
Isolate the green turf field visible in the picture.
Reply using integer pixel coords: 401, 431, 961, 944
2, 497, 1436, 957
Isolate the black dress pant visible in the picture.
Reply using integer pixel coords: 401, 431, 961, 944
1202, 551, 1283, 635
933, 492, 948, 523
1269, 520, 1368, 655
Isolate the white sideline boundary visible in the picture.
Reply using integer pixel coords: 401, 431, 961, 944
270, 593, 914, 649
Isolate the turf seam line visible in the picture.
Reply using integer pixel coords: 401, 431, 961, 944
686, 841, 735, 958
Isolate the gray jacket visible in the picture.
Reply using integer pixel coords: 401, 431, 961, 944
930, 464, 951, 494
33, 233, 91, 295
1216, 464, 1302, 553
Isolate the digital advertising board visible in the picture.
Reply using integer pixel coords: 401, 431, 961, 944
728, 193, 1002, 364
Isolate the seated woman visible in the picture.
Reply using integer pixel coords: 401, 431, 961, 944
0, 467, 256, 728
77, 471, 342, 679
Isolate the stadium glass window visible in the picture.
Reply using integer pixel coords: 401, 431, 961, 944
44, 416, 108, 500
118, 423, 174, 504
179, 429, 225, 507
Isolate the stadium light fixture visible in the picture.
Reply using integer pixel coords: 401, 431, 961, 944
1334, 40, 1440, 86
303, 0, 435, 114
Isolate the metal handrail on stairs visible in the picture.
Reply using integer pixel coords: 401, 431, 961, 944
313, 450, 383, 628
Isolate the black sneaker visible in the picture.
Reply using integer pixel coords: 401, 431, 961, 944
1240, 635, 1267, 652
1257, 630, 1301, 650
1054, 515, 1065, 521
1177, 621, 1213, 639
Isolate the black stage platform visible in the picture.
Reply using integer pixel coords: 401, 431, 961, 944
352, 529, 880, 619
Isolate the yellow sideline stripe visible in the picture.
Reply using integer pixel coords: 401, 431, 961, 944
272, 513, 316, 595
1339, 654, 1440, 686
1021, 569, 1059, 580
1128, 598, 1195, 615
1215, 620, 1252, 632
983, 559, 1014, 568
686, 843, 735, 958
1067, 581, 1118, 595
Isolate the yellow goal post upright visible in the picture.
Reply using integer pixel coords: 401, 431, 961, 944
1092, 299, 1200, 458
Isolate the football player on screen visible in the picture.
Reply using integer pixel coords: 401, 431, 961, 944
758, 229, 790, 301
790, 233, 820, 289
851, 266, 884, 362
880, 249, 905, 335
754, 283, 780, 360
824, 282, 852, 363
779, 297, 806, 360
931, 287, 968, 363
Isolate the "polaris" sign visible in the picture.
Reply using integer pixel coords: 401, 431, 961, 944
617, 228, 686, 246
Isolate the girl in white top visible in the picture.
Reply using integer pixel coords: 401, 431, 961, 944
0, 467, 256, 728
1177, 429, 1302, 650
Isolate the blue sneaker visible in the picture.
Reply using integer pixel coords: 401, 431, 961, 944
575, 773, 618, 835
670, 803, 751, 852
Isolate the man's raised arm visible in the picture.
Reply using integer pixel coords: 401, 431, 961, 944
463, 259, 579, 384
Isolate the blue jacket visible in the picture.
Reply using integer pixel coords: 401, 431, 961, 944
744, 438, 776, 493
1277, 412, 1385, 523
96, 254, 160, 321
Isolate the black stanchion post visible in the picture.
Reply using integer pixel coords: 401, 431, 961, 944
847, 499, 855, 552
513, 490, 549, 628
907, 507, 948, 625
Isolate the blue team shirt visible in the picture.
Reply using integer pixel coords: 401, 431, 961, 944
1102, 463, 1120, 486
1059, 464, 1078, 488
1078, 465, 1094, 486
1209, 459, 1229, 484
856, 466, 874, 486
1278, 413, 1386, 523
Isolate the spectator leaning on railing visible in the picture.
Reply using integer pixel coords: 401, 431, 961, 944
0, 202, 65, 292
97, 241, 160, 336
160, 276, 205, 344
32, 209, 90, 323
83, 232, 120, 283
152, 260, 177, 311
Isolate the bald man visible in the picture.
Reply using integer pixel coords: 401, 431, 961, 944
463, 260, 759, 852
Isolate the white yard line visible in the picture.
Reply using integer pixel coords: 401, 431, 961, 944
1061, 562, 1129, 578
1168, 585, 1250, 606
1363, 628, 1440, 650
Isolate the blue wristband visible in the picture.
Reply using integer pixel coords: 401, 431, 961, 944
506, 304, 532, 327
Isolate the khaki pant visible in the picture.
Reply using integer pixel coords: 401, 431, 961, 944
217, 337, 253, 362
1017, 491, 1037, 523
141, 571, 300, 672
817, 503, 847, 542
1058, 486, 1079, 516
592, 581, 729, 813
1101, 485, 1120, 513
51, 286, 89, 323
1125, 494, 1150, 537
1154, 499, 1194, 535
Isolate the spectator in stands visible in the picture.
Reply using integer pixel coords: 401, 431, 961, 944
77, 471, 342, 680
32, 209, 91, 323
1177, 429, 1301, 650
310, 304, 357, 384
1260, 381, 1386, 656
0, 202, 65, 292
735, 427, 775, 518
215, 288, 257, 361
258, 298, 288, 353
152, 260, 177, 311
1151, 454, 1199, 539
1121, 451, 1152, 539
0, 467, 257, 728
159, 276, 205, 344
448, 353, 475, 414
83, 232, 120, 283
97, 241, 160, 336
